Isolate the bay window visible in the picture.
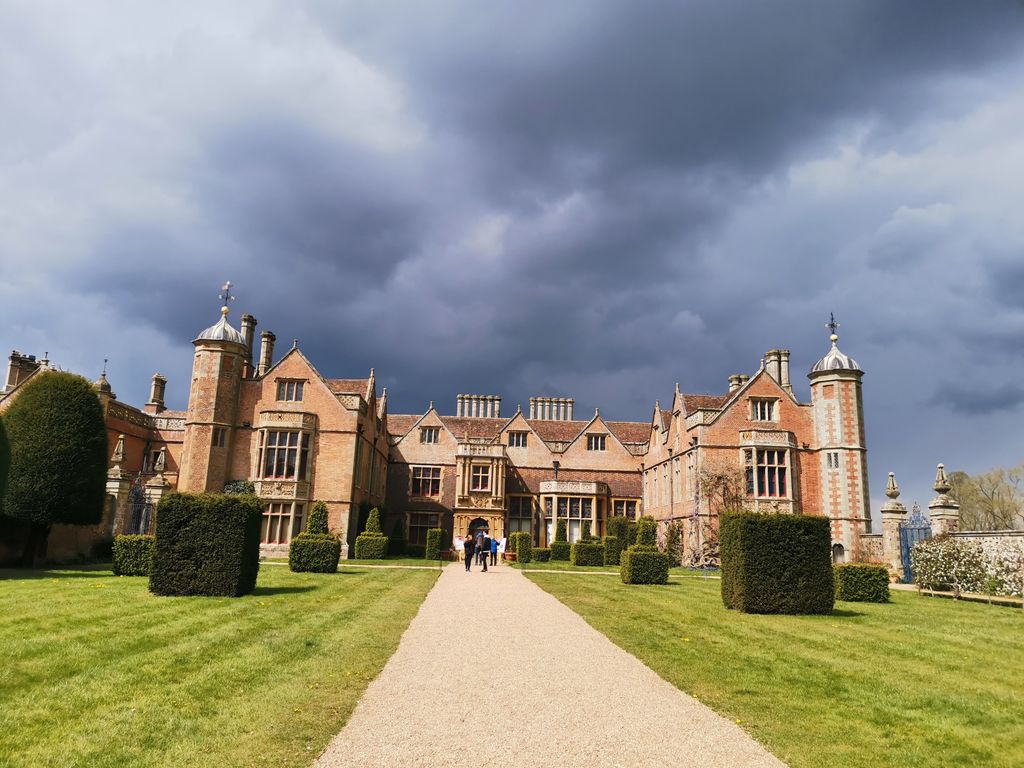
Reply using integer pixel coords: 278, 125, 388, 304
744, 448, 788, 498
258, 431, 310, 480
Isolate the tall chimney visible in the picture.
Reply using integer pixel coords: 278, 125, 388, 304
495, 396, 502, 418
529, 398, 536, 419
765, 349, 782, 383
457, 395, 464, 416
258, 331, 276, 376
779, 349, 792, 393
240, 314, 256, 361
728, 374, 743, 393
146, 373, 167, 414
567, 398, 574, 420
738, 374, 751, 386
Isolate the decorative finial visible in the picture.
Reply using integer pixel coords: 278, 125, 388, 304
219, 281, 236, 316
102, 357, 108, 376
292, 339, 298, 349
933, 463, 951, 495
428, 400, 434, 410
885, 472, 900, 499
826, 312, 840, 344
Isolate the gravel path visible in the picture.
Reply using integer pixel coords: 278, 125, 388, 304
315, 562, 786, 768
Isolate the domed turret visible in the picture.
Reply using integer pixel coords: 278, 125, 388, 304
810, 314, 861, 374
195, 307, 246, 346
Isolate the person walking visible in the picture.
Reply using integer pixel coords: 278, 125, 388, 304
476, 531, 486, 565
490, 535, 498, 566
463, 535, 475, 572
480, 532, 491, 572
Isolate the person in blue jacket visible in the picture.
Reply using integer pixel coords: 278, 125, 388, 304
490, 535, 498, 566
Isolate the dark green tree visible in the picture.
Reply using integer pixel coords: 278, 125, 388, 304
0, 415, 9, 504
2, 372, 108, 567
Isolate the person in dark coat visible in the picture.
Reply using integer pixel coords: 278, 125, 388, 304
480, 534, 491, 572
463, 535, 475, 572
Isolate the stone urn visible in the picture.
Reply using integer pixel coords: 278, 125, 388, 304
503, 552, 517, 562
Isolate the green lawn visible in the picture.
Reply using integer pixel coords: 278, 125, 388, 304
512, 558, 717, 578
0, 564, 437, 768
527, 573, 1024, 768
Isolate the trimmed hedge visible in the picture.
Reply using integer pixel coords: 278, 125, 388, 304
626, 521, 638, 547
307, 501, 329, 534
354, 507, 388, 559
720, 513, 834, 615
149, 492, 262, 597
289, 534, 340, 573
550, 541, 570, 561
355, 532, 388, 559
407, 544, 426, 558
834, 563, 890, 603
113, 534, 154, 576
581, 520, 593, 541
620, 546, 670, 584
510, 531, 532, 563
571, 541, 605, 567
534, 548, 551, 562
635, 516, 657, 547
425, 528, 444, 560
603, 535, 620, 566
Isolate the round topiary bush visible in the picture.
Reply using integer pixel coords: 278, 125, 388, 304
289, 501, 340, 573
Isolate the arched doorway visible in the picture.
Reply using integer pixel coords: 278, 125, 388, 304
468, 517, 490, 537
832, 543, 845, 564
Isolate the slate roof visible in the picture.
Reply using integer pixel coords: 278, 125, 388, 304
681, 394, 729, 412
326, 378, 369, 396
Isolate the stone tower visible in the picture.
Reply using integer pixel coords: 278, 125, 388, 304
808, 317, 871, 560
178, 299, 247, 492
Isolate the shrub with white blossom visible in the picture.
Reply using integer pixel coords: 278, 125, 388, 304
912, 535, 1024, 598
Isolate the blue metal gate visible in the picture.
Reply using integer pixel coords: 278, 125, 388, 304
898, 503, 931, 584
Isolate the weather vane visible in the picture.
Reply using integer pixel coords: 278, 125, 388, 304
219, 281, 236, 315
826, 312, 840, 341
102, 357, 108, 376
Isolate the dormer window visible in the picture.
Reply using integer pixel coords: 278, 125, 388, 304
420, 427, 440, 444
750, 398, 776, 421
586, 434, 606, 451
508, 431, 528, 448
276, 380, 304, 402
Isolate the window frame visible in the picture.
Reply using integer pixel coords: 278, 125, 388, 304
507, 431, 528, 448
410, 465, 442, 498
586, 433, 607, 451
408, 511, 440, 546
420, 427, 440, 444
470, 464, 491, 492
743, 447, 789, 498
257, 430, 311, 480
750, 398, 778, 422
260, 501, 305, 545
275, 379, 305, 402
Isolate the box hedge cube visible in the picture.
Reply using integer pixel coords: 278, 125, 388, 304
113, 534, 155, 576
834, 563, 890, 602
720, 513, 834, 614
149, 492, 262, 597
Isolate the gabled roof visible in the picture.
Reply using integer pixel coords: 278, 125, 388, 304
326, 378, 370, 396
682, 394, 729, 412
527, 419, 589, 442
387, 414, 420, 437
606, 421, 651, 444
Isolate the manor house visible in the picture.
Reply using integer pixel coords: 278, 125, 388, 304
0, 300, 871, 562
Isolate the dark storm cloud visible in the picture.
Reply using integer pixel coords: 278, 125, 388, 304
931, 383, 1024, 415
4, 0, 1024, 513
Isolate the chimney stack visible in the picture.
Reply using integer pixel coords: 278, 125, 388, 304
240, 314, 257, 361
258, 331, 276, 376
779, 349, 792, 393
765, 349, 782, 384
527, 396, 575, 420
728, 374, 743, 393
145, 373, 168, 414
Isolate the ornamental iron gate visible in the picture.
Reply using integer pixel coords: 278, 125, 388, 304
898, 503, 931, 584
126, 478, 154, 535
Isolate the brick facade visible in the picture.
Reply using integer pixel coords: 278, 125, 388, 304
1, 309, 872, 563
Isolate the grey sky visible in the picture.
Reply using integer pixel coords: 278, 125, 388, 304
3, 1, 1024, 517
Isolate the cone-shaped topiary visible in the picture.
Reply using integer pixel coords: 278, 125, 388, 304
306, 501, 329, 535
581, 520, 592, 541
2, 371, 108, 567
354, 507, 388, 559
365, 507, 382, 534
555, 519, 567, 542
